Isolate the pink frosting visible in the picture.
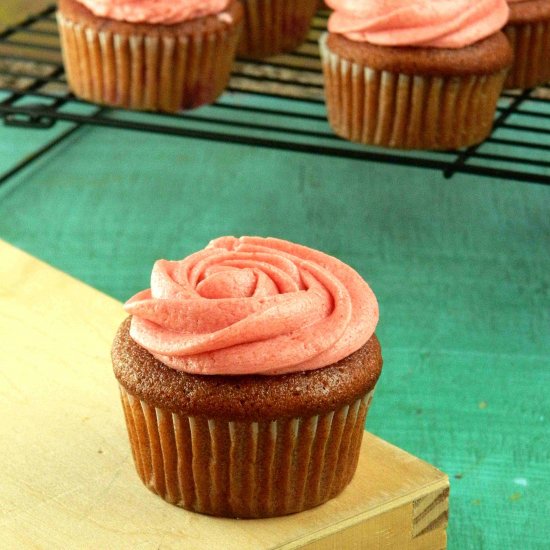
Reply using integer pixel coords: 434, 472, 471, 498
125, 236, 379, 376
327, 0, 509, 48
76, 0, 231, 24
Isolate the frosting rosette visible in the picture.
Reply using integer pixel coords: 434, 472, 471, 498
125, 236, 379, 375
327, 0, 509, 48
76, 0, 231, 24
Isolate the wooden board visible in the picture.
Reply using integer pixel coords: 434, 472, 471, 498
0, 240, 449, 549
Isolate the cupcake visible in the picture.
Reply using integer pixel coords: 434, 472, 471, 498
112, 236, 382, 518
57, 0, 244, 112
238, 0, 318, 58
504, 0, 550, 89
320, 0, 514, 150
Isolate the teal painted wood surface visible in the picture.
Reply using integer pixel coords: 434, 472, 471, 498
1, 121, 549, 549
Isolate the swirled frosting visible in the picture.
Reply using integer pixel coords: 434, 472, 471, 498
327, 0, 509, 48
76, 0, 231, 24
125, 236, 379, 376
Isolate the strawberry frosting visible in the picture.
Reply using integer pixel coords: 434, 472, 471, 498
76, 0, 231, 24
326, 0, 510, 48
125, 236, 379, 376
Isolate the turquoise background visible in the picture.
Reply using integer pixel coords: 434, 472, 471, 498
1, 114, 549, 548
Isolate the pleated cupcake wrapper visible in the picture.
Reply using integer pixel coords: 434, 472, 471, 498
238, 0, 318, 58
504, 20, 550, 89
119, 384, 374, 518
319, 33, 508, 150
57, 12, 241, 112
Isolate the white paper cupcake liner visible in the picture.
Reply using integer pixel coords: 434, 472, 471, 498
319, 33, 508, 150
57, 11, 241, 112
119, 384, 374, 518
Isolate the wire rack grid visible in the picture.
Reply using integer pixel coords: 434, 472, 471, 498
0, 5, 549, 185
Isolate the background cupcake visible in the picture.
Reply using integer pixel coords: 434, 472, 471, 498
112, 236, 382, 518
320, 0, 513, 150
57, 0, 243, 112
504, 0, 550, 89
238, 0, 318, 58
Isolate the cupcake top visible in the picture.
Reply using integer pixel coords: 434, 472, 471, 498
327, 0, 510, 48
125, 236, 379, 376
76, 0, 232, 24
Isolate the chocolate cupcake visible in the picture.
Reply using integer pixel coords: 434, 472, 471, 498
57, 0, 243, 112
320, 0, 513, 150
238, 0, 318, 58
504, 0, 550, 89
112, 236, 383, 518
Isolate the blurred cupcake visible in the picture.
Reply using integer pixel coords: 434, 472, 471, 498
112, 236, 383, 518
320, 0, 513, 150
238, 0, 318, 58
504, 0, 550, 89
57, 0, 243, 112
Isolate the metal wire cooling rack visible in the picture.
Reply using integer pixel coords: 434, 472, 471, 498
1, 5, 549, 185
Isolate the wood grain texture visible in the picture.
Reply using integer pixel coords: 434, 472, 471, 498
0, 240, 449, 548
413, 487, 450, 539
